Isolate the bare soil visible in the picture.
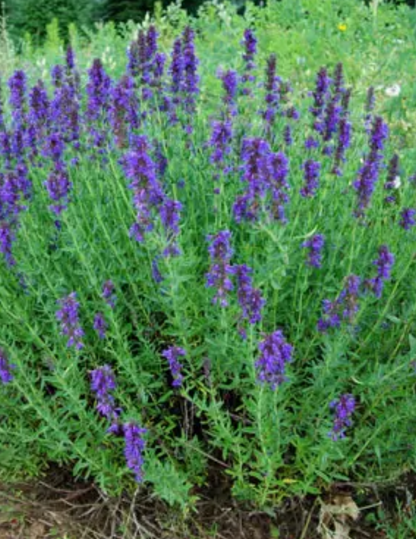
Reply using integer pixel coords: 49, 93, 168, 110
0, 465, 415, 538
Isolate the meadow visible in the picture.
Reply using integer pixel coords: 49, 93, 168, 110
0, 0, 416, 536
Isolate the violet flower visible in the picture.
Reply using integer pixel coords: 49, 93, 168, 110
109, 75, 139, 148
233, 137, 271, 222
182, 26, 199, 116
122, 135, 164, 243
160, 199, 181, 236
8, 70, 27, 127
353, 116, 388, 215
206, 230, 234, 307
50, 79, 80, 145
168, 37, 184, 122
160, 199, 182, 257
332, 118, 351, 176
333, 62, 345, 99
234, 264, 265, 329
384, 153, 400, 203
28, 80, 50, 132
90, 365, 121, 431
44, 163, 72, 216
93, 312, 108, 339
262, 53, 281, 132
56, 292, 84, 349
318, 275, 361, 332
322, 100, 341, 145
209, 119, 233, 165
309, 67, 331, 133
0, 222, 16, 266
0, 167, 30, 218
241, 29, 257, 94
302, 234, 325, 268
283, 125, 293, 146
102, 280, 116, 308
51, 65, 64, 88
0, 348, 15, 384
86, 59, 111, 122
366, 245, 394, 298
255, 330, 293, 389
305, 137, 319, 150
220, 69, 238, 116
269, 151, 290, 223
151, 257, 163, 283
341, 88, 352, 117
162, 345, 185, 387
329, 394, 355, 440
300, 159, 321, 198
400, 208, 416, 230
66, 46, 75, 71
123, 422, 147, 483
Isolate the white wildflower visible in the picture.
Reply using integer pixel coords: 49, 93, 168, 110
393, 176, 401, 189
385, 84, 401, 97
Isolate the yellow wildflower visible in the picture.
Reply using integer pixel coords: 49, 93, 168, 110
338, 23, 347, 32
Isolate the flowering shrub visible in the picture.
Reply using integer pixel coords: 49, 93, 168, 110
0, 0, 416, 510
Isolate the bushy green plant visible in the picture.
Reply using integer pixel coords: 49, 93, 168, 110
0, 0, 415, 511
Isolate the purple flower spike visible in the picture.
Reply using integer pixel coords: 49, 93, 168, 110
322, 99, 341, 143
354, 116, 388, 215
160, 199, 182, 236
160, 199, 182, 258
300, 159, 321, 198
333, 63, 345, 98
318, 275, 361, 332
8, 70, 27, 127
305, 137, 319, 150
384, 154, 400, 203
90, 365, 121, 433
209, 119, 233, 165
302, 234, 325, 268
151, 257, 163, 283
102, 280, 116, 308
182, 26, 199, 115
0, 222, 16, 267
263, 53, 281, 131
255, 330, 293, 389
400, 208, 416, 230
329, 394, 355, 440
169, 37, 184, 98
123, 422, 147, 483
241, 28, 257, 94
56, 292, 84, 349
86, 59, 111, 122
233, 137, 271, 222
44, 164, 72, 215
366, 245, 394, 298
28, 80, 50, 131
93, 312, 108, 339
206, 230, 234, 307
220, 69, 238, 115
109, 75, 139, 148
234, 264, 265, 327
0, 348, 15, 384
122, 135, 164, 243
51, 65, 64, 88
66, 46, 75, 71
162, 346, 185, 387
309, 67, 331, 132
283, 125, 293, 146
332, 118, 351, 175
